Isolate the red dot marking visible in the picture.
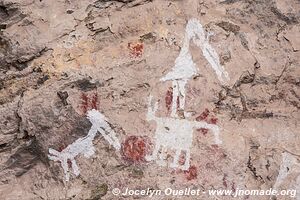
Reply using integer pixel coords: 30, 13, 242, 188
196, 109, 218, 136
184, 165, 198, 181
209, 117, 218, 124
198, 128, 209, 135
176, 96, 180, 110
128, 42, 144, 58
67, 159, 72, 168
165, 87, 173, 112
196, 109, 210, 121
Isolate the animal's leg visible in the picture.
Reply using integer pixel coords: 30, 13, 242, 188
48, 155, 60, 161
211, 125, 222, 145
48, 148, 61, 161
98, 125, 121, 151
71, 158, 80, 177
106, 130, 121, 150
145, 142, 161, 161
178, 80, 187, 112
170, 149, 181, 168
205, 124, 222, 144
181, 149, 191, 170
61, 158, 70, 181
49, 148, 60, 156
194, 122, 222, 144
156, 146, 167, 167
171, 81, 179, 118
146, 95, 158, 121
98, 127, 111, 143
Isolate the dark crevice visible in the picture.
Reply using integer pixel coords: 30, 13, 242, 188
57, 91, 69, 106
247, 156, 264, 181
270, 6, 298, 25
220, 0, 242, 4
0, 2, 25, 28
3, 91, 49, 176
73, 78, 100, 91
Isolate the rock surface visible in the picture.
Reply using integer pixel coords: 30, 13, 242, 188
0, 0, 299, 199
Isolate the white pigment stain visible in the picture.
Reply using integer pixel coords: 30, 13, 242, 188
48, 109, 121, 181
273, 152, 300, 191
296, 176, 300, 200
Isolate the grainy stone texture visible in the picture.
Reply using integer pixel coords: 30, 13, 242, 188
0, 0, 299, 199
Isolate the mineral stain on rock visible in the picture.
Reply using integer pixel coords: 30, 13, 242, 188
90, 183, 108, 200
57, 91, 68, 106
37, 74, 49, 85
74, 79, 98, 91
216, 21, 240, 34
0, 0, 299, 199
4, 138, 45, 177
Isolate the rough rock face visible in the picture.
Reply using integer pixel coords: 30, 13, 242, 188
0, 0, 299, 199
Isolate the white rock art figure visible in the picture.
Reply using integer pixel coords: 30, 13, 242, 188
160, 18, 229, 117
146, 96, 221, 170
146, 19, 229, 170
48, 109, 121, 181
146, 18, 228, 170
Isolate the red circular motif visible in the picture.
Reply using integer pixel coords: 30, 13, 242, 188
121, 136, 150, 164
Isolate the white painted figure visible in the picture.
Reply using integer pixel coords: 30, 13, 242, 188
160, 18, 229, 117
48, 109, 121, 181
147, 18, 229, 170
146, 96, 221, 170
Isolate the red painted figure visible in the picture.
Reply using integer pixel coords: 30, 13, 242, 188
81, 92, 98, 114
165, 87, 173, 112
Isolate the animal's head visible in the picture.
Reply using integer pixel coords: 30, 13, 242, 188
186, 18, 205, 42
87, 109, 106, 124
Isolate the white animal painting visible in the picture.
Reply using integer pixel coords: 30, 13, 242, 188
146, 96, 221, 170
146, 18, 229, 170
48, 109, 121, 181
160, 18, 229, 117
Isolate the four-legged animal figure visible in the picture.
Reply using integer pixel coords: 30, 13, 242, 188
145, 96, 221, 170
48, 109, 121, 181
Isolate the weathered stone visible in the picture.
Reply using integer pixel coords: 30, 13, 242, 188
0, 0, 299, 199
